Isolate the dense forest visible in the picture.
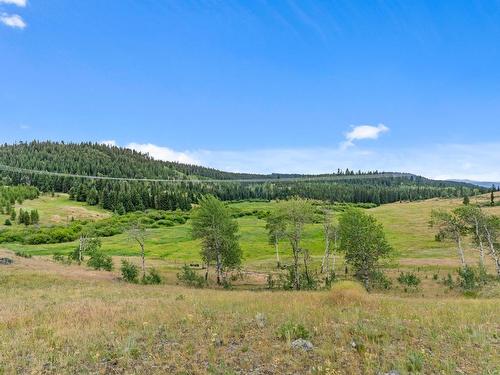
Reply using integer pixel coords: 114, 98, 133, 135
0, 141, 483, 213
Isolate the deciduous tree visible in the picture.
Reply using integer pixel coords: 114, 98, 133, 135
339, 208, 392, 289
191, 195, 241, 285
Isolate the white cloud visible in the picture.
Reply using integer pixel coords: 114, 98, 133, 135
186, 142, 500, 181
0, 13, 26, 29
126, 143, 198, 165
342, 124, 389, 149
19, 124, 30, 130
96, 139, 500, 181
99, 140, 117, 147
0, 0, 27, 7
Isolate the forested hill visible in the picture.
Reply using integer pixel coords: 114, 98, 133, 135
0, 141, 418, 181
0, 141, 262, 181
0, 141, 483, 213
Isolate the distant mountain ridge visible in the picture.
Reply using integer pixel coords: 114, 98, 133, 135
448, 179, 499, 188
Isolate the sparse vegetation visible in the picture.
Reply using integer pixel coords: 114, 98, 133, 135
177, 264, 205, 288
120, 260, 139, 283
0, 183, 498, 373
397, 271, 421, 291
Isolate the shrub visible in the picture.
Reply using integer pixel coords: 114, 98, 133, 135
369, 270, 392, 290
324, 270, 336, 289
443, 273, 454, 288
142, 268, 162, 284
4, 218, 12, 226
267, 273, 275, 289
284, 267, 319, 290
156, 219, 174, 227
277, 322, 310, 342
397, 272, 421, 290
121, 260, 139, 283
87, 252, 113, 271
171, 215, 187, 224
221, 278, 233, 289
177, 264, 205, 288
53, 253, 72, 265
14, 250, 32, 258
458, 266, 477, 291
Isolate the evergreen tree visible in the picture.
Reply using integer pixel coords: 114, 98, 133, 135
30, 209, 40, 225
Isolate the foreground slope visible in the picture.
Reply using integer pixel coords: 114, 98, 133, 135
0, 253, 498, 374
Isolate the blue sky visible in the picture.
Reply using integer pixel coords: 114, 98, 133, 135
1, 0, 500, 180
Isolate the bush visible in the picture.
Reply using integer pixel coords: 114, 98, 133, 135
53, 253, 72, 265
369, 270, 392, 290
14, 250, 32, 258
458, 266, 477, 291
121, 260, 139, 283
156, 219, 174, 227
267, 273, 275, 289
397, 272, 421, 290
177, 264, 205, 288
4, 218, 12, 226
277, 322, 310, 342
87, 252, 113, 271
324, 270, 336, 289
443, 273, 454, 288
142, 268, 162, 284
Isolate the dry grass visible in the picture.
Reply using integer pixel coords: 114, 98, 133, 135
0, 256, 499, 374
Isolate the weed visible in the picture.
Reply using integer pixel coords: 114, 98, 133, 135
277, 322, 310, 342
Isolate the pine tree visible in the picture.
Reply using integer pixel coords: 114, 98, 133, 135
30, 209, 40, 224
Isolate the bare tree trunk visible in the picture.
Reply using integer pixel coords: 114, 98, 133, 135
303, 249, 311, 285
473, 216, 485, 266
140, 243, 145, 279
363, 268, 369, 291
274, 236, 281, 268
331, 232, 337, 274
292, 244, 300, 290
483, 223, 500, 277
321, 235, 330, 274
79, 236, 84, 263
216, 252, 222, 285
456, 233, 466, 269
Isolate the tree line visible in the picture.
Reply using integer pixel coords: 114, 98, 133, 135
0, 141, 484, 213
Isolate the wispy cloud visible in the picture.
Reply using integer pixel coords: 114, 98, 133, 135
102, 140, 500, 181
0, 13, 26, 29
19, 124, 30, 130
341, 124, 389, 149
0, 0, 26, 7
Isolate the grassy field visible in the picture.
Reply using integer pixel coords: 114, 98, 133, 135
4, 192, 500, 268
0, 255, 498, 374
1, 194, 499, 373
1, 193, 110, 228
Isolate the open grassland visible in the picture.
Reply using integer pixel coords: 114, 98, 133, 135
0, 193, 110, 228
4, 192, 500, 270
0, 257, 498, 374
